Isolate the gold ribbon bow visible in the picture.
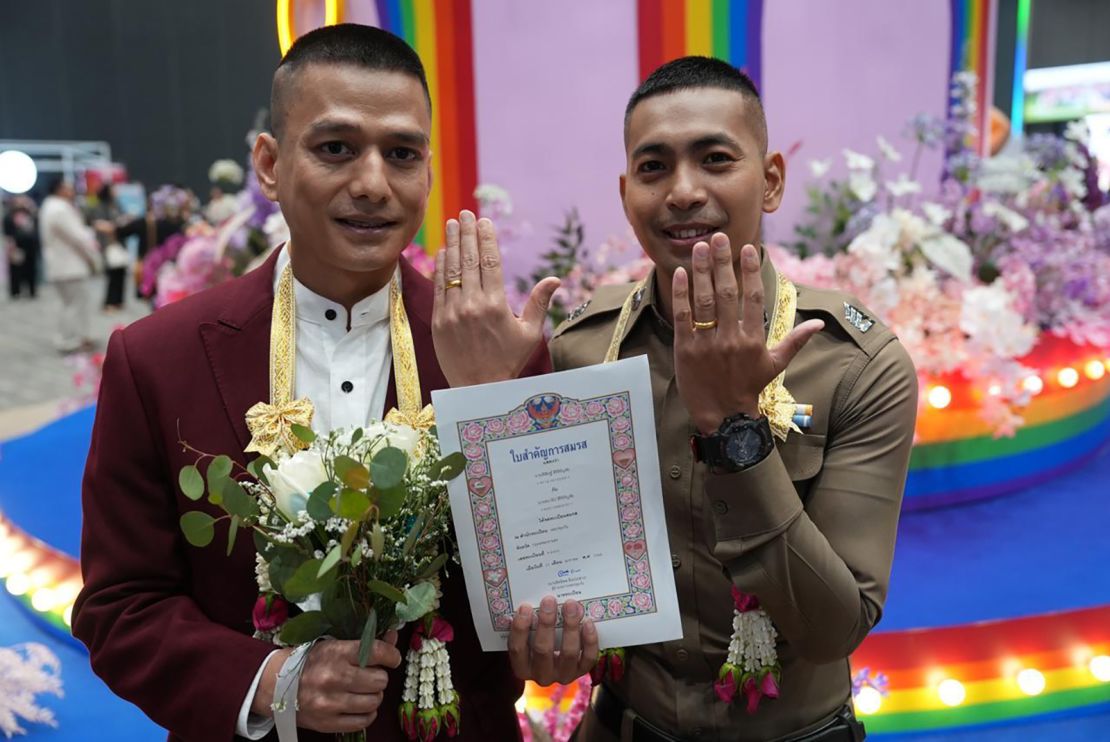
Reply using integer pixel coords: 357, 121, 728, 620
605, 267, 800, 442
245, 397, 315, 459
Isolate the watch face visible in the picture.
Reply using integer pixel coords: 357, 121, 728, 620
725, 429, 764, 465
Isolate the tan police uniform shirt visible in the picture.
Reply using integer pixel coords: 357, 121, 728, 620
550, 255, 918, 742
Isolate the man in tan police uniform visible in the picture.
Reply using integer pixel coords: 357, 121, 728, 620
499, 57, 918, 741
434, 54, 918, 742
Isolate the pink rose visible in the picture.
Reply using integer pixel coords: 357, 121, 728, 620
252, 594, 289, 632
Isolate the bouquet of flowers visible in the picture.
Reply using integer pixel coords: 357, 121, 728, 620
774, 71, 1110, 436
177, 421, 466, 741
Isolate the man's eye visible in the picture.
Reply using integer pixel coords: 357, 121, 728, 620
320, 142, 352, 157
705, 152, 734, 164
638, 160, 665, 174
389, 147, 421, 161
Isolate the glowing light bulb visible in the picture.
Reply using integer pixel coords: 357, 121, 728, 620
6, 573, 31, 596
1017, 668, 1046, 695
937, 678, 966, 706
987, 383, 1002, 397
1057, 368, 1079, 388
1023, 375, 1044, 395
31, 588, 56, 613
854, 686, 883, 715
28, 568, 53, 589
1090, 655, 1110, 682
514, 696, 527, 714
63, 604, 73, 627
1085, 360, 1106, 381
927, 385, 952, 409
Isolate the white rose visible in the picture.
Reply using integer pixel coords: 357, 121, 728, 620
363, 422, 422, 462
263, 450, 328, 519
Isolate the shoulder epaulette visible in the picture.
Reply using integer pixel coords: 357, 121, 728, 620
795, 284, 896, 358
552, 283, 636, 339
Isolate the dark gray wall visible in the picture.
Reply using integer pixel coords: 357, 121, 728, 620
0, 0, 280, 195
1028, 0, 1110, 69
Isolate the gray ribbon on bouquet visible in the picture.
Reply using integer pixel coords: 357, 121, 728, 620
273, 639, 321, 742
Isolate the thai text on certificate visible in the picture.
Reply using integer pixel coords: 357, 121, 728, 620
433, 356, 681, 651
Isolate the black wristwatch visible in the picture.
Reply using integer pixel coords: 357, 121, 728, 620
691, 412, 775, 473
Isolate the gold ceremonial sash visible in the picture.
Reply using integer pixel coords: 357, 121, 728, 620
604, 268, 801, 441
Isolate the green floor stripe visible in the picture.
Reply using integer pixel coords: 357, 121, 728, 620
910, 398, 1110, 470
865, 684, 1110, 733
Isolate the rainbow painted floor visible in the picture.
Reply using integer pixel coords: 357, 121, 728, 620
2, 405, 1109, 740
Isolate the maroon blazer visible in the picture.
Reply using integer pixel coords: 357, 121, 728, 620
73, 249, 547, 741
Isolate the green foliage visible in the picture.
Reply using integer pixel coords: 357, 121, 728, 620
279, 611, 330, 644
180, 511, 215, 547
179, 465, 204, 500
515, 209, 585, 326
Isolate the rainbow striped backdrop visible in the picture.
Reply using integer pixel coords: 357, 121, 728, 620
636, 0, 764, 87
373, 0, 479, 251
949, 0, 999, 155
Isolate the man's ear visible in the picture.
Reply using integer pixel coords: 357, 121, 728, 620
762, 151, 786, 214
252, 132, 280, 202
619, 173, 628, 217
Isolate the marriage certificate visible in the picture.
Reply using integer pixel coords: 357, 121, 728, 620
432, 356, 681, 651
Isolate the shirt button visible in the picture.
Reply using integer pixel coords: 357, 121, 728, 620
324, 308, 337, 321
671, 553, 681, 570
341, 380, 354, 393
713, 500, 729, 515
669, 465, 682, 480
676, 648, 689, 662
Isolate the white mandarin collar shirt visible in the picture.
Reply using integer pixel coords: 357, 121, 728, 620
273, 245, 398, 432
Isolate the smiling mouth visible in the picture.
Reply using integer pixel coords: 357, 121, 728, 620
335, 217, 398, 231
661, 225, 718, 241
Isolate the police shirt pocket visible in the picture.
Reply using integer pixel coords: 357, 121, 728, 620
776, 434, 826, 482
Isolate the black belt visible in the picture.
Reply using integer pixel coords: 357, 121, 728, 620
590, 684, 866, 742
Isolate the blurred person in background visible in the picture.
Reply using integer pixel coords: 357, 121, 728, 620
3, 194, 41, 299
91, 182, 130, 312
39, 178, 100, 352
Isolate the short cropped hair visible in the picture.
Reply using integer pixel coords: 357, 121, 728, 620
270, 24, 430, 138
624, 56, 767, 151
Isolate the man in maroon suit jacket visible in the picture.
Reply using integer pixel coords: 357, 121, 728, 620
73, 24, 557, 741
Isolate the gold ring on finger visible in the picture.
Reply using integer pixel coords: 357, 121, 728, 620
445, 278, 463, 290
692, 319, 718, 331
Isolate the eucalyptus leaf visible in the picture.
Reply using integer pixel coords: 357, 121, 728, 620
268, 551, 306, 595
206, 455, 233, 495
291, 424, 316, 444
278, 610, 330, 645
435, 452, 466, 482
375, 486, 405, 520
418, 552, 449, 580
284, 558, 334, 602
395, 581, 437, 623
307, 481, 337, 521
340, 521, 360, 558
318, 544, 343, 578
180, 511, 215, 547
226, 515, 240, 556
366, 579, 407, 606
334, 456, 369, 490
402, 514, 425, 556
370, 446, 406, 490
337, 488, 371, 520
221, 479, 259, 519
179, 465, 204, 501
350, 428, 363, 445
247, 455, 274, 484
357, 608, 378, 667
322, 581, 360, 639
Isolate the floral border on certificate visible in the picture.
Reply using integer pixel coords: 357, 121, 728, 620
457, 393, 658, 632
